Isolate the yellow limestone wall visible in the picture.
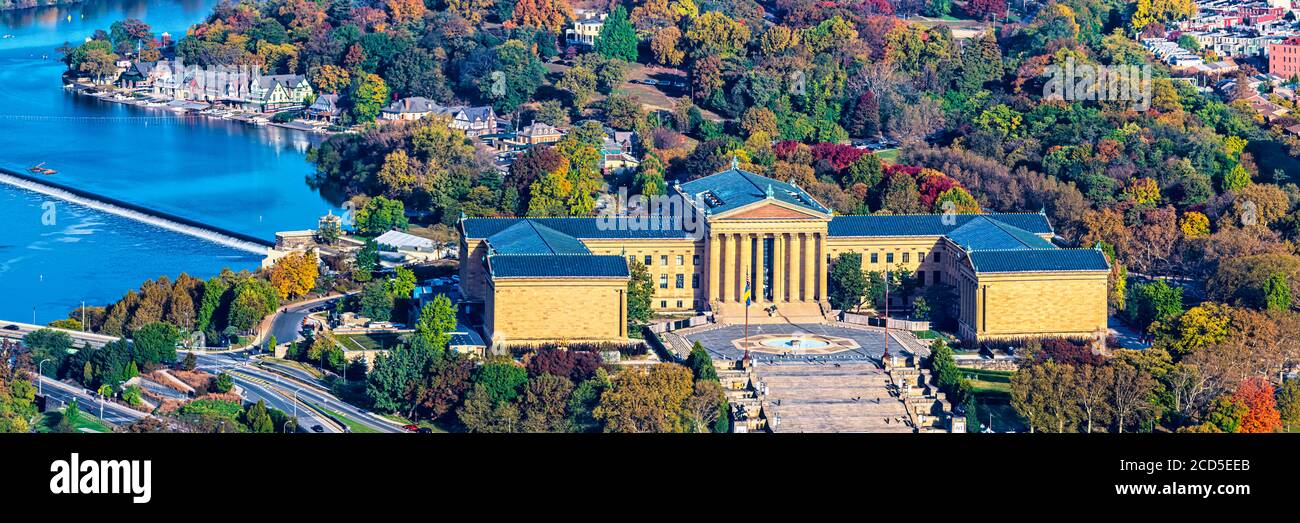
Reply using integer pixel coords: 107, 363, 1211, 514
486, 277, 628, 345
963, 271, 1110, 341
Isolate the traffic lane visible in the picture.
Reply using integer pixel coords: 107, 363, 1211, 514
235, 374, 339, 433
189, 352, 341, 433
271, 298, 339, 344
232, 364, 399, 433
193, 351, 399, 433
37, 376, 145, 425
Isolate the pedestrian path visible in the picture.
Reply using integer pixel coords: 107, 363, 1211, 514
756, 364, 913, 433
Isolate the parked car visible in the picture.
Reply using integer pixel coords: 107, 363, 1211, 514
2, 324, 19, 331
311, 424, 324, 433
417, 427, 433, 433
403, 424, 420, 432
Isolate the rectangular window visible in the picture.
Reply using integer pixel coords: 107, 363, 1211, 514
870, 252, 878, 264
677, 255, 684, 266
917, 271, 926, 286
660, 300, 667, 308
677, 300, 684, 308
659, 274, 668, 289
692, 274, 700, 288
934, 252, 942, 263
886, 252, 894, 264
644, 255, 652, 265
934, 271, 941, 284
660, 255, 669, 266
692, 254, 700, 265
676, 274, 685, 288
902, 252, 910, 263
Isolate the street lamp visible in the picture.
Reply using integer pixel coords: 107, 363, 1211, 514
291, 386, 304, 421
37, 358, 51, 396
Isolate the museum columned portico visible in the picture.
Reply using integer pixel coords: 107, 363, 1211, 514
459, 163, 1111, 347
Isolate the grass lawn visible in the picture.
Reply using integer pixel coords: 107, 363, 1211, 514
338, 333, 401, 352
381, 412, 450, 433
875, 148, 900, 163
313, 403, 379, 434
262, 357, 324, 379
961, 367, 1013, 395
35, 411, 113, 433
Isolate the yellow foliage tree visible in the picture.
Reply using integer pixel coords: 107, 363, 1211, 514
269, 251, 319, 300
1178, 211, 1210, 239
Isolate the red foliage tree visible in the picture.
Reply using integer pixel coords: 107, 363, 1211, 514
917, 171, 960, 209
966, 0, 1008, 21
811, 143, 867, 171
1236, 377, 1282, 433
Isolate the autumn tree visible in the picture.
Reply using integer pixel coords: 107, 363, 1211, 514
593, 364, 694, 432
1235, 377, 1281, 433
268, 251, 319, 300
650, 26, 684, 66
511, 0, 572, 32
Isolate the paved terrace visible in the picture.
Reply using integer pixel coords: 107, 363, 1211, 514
757, 363, 912, 433
676, 322, 918, 363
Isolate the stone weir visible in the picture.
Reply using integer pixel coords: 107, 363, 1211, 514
0, 166, 273, 256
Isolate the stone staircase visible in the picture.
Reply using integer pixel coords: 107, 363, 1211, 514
755, 364, 914, 433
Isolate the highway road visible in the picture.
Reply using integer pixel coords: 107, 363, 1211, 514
0, 321, 119, 349
36, 375, 147, 426
187, 350, 402, 433
269, 296, 345, 346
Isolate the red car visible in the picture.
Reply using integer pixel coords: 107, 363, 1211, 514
403, 424, 420, 432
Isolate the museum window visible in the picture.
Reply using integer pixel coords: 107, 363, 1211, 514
934, 252, 942, 263
870, 252, 878, 264
677, 300, 683, 308
692, 274, 700, 288
660, 300, 667, 308
886, 252, 894, 263
644, 255, 652, 265
902, 252, 910, 263
660, 255, 668, 266
676, 274, 685, 288
659, 274, 668, 289
677, 255, 684, 266
692, 254, 700, 265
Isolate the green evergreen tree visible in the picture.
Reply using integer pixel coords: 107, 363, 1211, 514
596, 6, 638, 62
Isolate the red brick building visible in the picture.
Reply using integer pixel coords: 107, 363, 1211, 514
1269, 37, 1300, 79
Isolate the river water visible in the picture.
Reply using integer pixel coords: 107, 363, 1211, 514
0, 0, 340, 323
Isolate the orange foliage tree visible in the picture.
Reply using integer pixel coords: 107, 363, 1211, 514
1235, 377, 1282, 433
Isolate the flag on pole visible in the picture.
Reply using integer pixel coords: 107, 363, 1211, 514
742, 277, 752, 307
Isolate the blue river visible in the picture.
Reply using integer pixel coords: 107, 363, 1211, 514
0, 0, 341, 323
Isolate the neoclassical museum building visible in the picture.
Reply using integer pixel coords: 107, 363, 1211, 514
459, 163, 1110, 348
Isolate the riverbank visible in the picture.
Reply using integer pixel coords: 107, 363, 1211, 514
66, 81, 344, 136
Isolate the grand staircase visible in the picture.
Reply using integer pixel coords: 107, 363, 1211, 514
755, 364, 914, 433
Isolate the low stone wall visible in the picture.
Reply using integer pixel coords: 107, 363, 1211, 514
840, 312, 930, 332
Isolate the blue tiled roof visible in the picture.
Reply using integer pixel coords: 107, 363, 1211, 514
486, 220, 591, 255
463, 217, 695, 240
828, 213, 1053, 237
677, 165, 830, 216
450, 321, 486, 347
489, 254, 630, 278
967, 249, 1109, 273
946, 216, 1055, 251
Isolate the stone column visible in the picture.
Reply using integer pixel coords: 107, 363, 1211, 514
773, 232, 786, 303
756, 234, 769, 304
802, 233, 815, 302
709, 232, 722, 304
817, 233, 828, 302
